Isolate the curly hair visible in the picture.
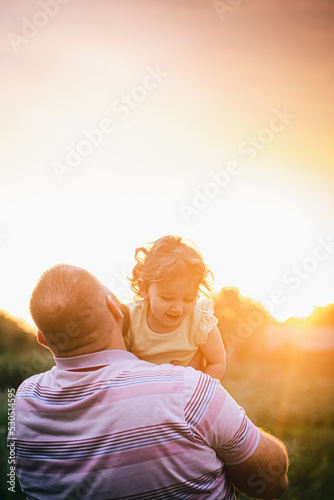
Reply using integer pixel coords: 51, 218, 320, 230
130, 235, 214, 299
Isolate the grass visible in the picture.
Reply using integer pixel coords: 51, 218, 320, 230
224, 349, 334, 500
1, 348, 334, 499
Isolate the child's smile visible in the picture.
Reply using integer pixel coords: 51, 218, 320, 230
144, 277, 199, 333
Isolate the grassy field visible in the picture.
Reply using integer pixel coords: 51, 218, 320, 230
224, 349, 334, 500
1, 347, 334, 499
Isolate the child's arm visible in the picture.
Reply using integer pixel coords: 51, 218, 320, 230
186, 349, 205, 370
199, 326, 226, 380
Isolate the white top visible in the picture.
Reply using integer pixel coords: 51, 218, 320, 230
124, 299, 218, 366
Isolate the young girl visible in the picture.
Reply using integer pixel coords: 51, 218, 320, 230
124, 235, 226, 380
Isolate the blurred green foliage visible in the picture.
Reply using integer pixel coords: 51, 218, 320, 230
0, 311, 54, 499
0, 311, 54, 390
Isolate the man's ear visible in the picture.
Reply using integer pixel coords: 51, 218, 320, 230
37, 330, 48, 348
106, 295, 124, 320
138, 279, 148, 298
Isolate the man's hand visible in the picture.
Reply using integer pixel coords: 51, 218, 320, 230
224, 430, 289, 499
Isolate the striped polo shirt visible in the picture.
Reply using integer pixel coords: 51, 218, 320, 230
13, 350, 260, 499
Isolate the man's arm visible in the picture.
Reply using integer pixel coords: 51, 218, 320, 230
224, 430, 288, 499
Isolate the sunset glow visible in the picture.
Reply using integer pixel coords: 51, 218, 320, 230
0, 0, 333, 326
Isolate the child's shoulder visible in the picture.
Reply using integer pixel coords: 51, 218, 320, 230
191, 299, 218, 345
194, 299, 215, 316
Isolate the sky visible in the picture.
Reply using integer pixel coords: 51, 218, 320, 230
0, 0, 333, 326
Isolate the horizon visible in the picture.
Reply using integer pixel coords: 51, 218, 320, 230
2, 288, 333, 331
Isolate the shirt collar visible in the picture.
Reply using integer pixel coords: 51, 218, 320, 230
55, 350, 137, 371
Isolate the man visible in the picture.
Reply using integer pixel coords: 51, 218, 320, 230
13, 264, 288, 499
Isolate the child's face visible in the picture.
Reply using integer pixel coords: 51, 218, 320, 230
144, 277, 199, 333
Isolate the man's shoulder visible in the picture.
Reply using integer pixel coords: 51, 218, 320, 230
16, 368, 54, 393
176, 366, 227, 416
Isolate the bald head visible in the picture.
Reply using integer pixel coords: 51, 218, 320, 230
29, 264, 128, 357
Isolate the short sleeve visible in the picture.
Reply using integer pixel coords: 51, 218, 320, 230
184, 370, 260, 465
196, 299, 218, 345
